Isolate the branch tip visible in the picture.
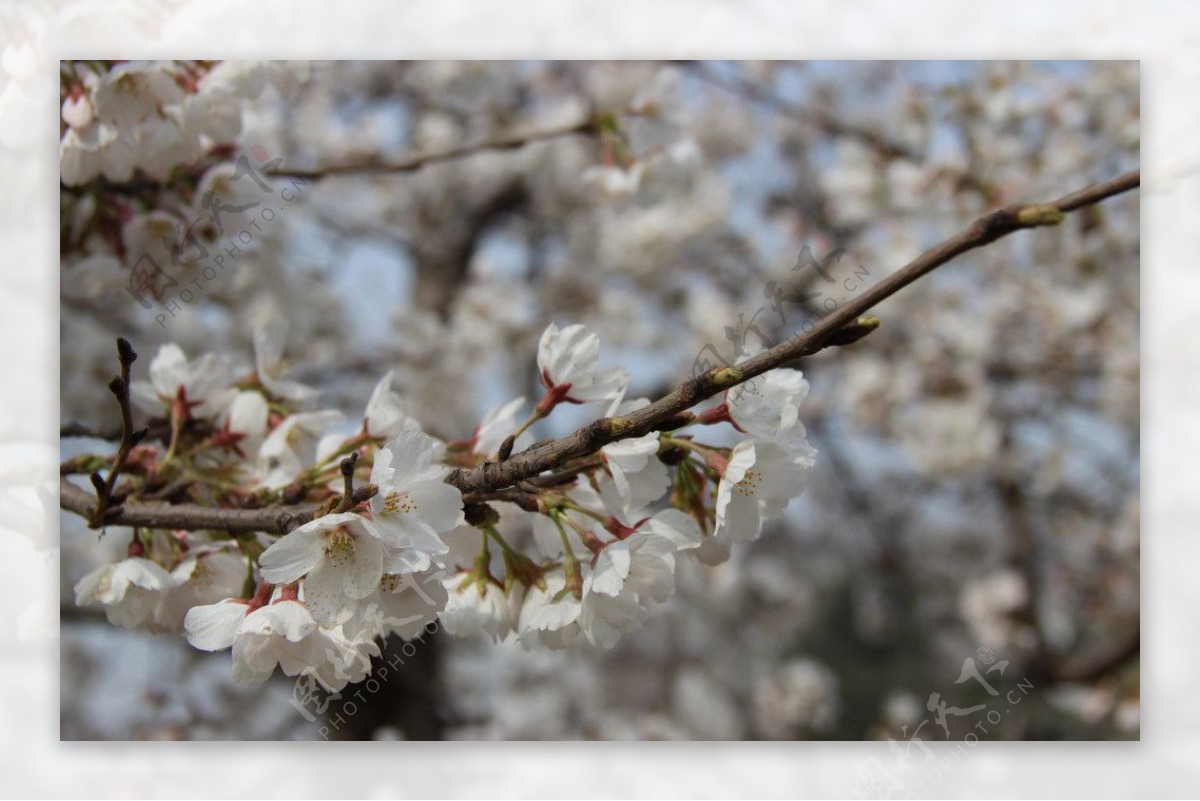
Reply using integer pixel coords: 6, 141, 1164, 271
116, 337, 137, 368
827, 315, 882, 347
334, 453, 362, 512
1016, 204, 1067, 227
498, 434, 516, 462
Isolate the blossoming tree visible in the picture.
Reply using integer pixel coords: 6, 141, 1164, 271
59, 61, 1140, 740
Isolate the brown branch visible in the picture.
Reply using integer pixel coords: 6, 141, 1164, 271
445, 170, 1140, 497
264, 117, 598, 181
61, 478, 382, 536
61, 477, 319, 535
86, 339, 149, 528
62, 418, 175, 443
56, 453, 582, 536
58, 171, 1139, 535
461, 457, 604, 506
332, 453, 379, 513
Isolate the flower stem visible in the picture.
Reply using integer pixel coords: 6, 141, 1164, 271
551, 513, 584, 599
484, 523, 518, 557
509, 409, 545, 444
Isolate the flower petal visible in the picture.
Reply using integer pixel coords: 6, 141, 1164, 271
184, 600, 247, 651
258, 526, 323, 584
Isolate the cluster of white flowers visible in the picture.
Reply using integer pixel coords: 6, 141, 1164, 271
73, 319, 816, 692
60, 60, 302, 186
694, 365, 820, 552
184, 427, 462, 691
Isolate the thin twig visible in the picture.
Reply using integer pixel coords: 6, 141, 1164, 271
87, 338, 149, 528
445, 170, 1140, 496
60, 118, 598, 196
333, 453, 368, 513
62, 418, 174, 443
264, 117, 598, 181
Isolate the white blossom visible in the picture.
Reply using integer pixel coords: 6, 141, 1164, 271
715, 439, 815, 543
472, 396, 530, 458
154, 550, 248, 630
727, 368, 817, 455
92, 61, 185, 130
59, 124, 110, 186
254, 319, 317, 403
74, 557, 178, 630
212, 390, 270, 457
96, 125, 138, 182
368, 430, 463, 572
753, 658, 840, 738
361, 370, 420, 439
61, 92, 94, 130
627, 66, 687, 153
579, 509, 701, 647
259, 512, 387, 627
438, 524, 491, 571
59, 60, 208, 184
308, 625, 380, 690
61, 254, 129, 303
347, 568, 448, 641
439, 575, 521, 643
225, 599, 378, 691
182, 90, 242, 144
192, 160, 271, 217
537, 322, 629, 405
134, 112, 201, 180
517, 573, 583, 649
960, 569, 1029, 651
255, 409, 344, 489
896, 397, 1001, 477
598, 432, 671, 519
199, 61, 305, 101
184, 598, 249, 651
130, 342, 237, 420
121, 210, 185, 268
578, 574, 644, 649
